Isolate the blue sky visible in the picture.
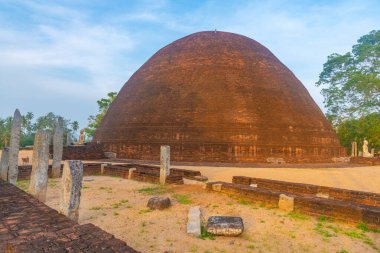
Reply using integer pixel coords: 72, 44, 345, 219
0, 0, 379, 129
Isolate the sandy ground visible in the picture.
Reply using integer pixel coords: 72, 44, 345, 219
15, 176, 380, 253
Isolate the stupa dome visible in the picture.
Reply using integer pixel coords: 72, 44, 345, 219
93, 31, 345, 162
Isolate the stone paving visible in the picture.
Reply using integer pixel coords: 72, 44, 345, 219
0, 179, 139, 253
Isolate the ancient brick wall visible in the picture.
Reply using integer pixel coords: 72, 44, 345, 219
61, 143, 105, 160
0, 179, 139, 252
206, 181, 380, 227
102, 142, 346, 163
15, 163, 198, 186
350, 157, 380, 166
232, 176, 380, 207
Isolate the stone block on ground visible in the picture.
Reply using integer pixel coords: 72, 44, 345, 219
147, 196, 171, 210
212, 183, 222, 192
278, 194, 294, 212
266, 157, 286, 164
206, 216, 244, 236
187, 206, 202, 236
194, 175, 208, 182
316, 193, 329, 199
104, 152, 117, 159
128, 168, 136, 179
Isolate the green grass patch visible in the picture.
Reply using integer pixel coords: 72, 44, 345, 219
139, 209, 153, 214
173, 194, 192, 204
111, 199, 129, 209
99, 186, 112, 193
287, 212, 309, 220
357, 223, 379, 233
82, 185, 90, 189
246, 244, 255, 249
314, 222, 335, 238
137, 185, 173, 195
237, 199, 251, 205
16, 179, 30, 192
199, 226, 215, 240
90, 206, 103, 211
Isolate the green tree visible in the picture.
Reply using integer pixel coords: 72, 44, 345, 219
0, 117, 12, 148
337, 113, 380, 150
0, 112, 79, 148
316, 30, 380, 153
85, 92, 117, 139
316, 30, 380, 125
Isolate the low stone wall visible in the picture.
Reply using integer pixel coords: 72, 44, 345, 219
350, 156, 380, 166
0, 179, 139, 253
130, 170, 184, 184
17, 162, 200, 185
206, 181, 380, 227
232, 176, 380, 207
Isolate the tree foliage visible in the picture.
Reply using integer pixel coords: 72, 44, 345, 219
337, 113, 380, 150
316, 30, 380, 153
316, 30, 380, 125
0, 112, 79, 148
85, 92, 117, 139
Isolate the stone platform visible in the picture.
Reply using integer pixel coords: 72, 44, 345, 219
0, 179, 139, 253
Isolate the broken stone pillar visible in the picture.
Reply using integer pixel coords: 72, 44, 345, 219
160, 145, 170, 184
29, 130, 50, 202
351, 142, 355, 157
59, 160, 83, 222
278, 194, 294, 212
354, 142, 358, 157
52, 117, 64, 178
128, 168, 136, 179
187, 206, 202, 236
8, 109, 22, 185
0, 148, 9, 180
371, 148, 375, 157
206, 216, 244, 236
66, 132, 72, 146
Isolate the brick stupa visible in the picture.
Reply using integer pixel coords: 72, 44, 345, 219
93, 31, 345, 163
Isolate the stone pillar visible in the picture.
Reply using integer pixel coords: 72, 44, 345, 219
351, 142, 355, 157
160, 145, 170, 184
66, 132, 72, 146
353, 141, 358, 157
28, 130, 50, 202
52, 117, 64, 178
8, 109, 22, 185
371, 148, 375, 157
59, 160, 83, 222
0, 148, 9, 180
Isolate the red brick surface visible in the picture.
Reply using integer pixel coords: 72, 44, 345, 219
0, 180, 139, 253
93, 31, 345, 163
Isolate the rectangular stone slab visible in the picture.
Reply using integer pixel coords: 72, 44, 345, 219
206, 216, 244, 236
